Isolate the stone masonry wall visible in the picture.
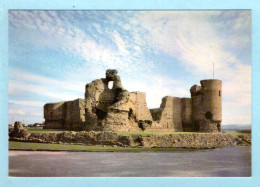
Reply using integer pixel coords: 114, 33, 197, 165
190, 79, 222, 132
104, 91, 153, 132
44, 99, 86, 130
43, 70, 222, 133
181, 98, 193, 131
64, 99, 86, 130
44, 102, 65, 129
133, 92, 153, 122
159, 97, 183, 131
150, 97, 192, 132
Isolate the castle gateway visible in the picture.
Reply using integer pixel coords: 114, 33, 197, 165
44, 69, 222, 133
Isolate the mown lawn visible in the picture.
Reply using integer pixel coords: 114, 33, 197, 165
9, 141, 199, 152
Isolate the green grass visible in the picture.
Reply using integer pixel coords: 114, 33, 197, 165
9, 141, 199, 152
222, 130, 250, 137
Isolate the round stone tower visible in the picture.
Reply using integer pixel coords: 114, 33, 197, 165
190, 79, 222, 132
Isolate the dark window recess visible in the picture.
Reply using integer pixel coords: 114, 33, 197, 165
128, 108, 133, 119
96, 108, 107, 120
138, 122, 145, 131
205, 111, 213, 119
217, 123, 221, 132
219, 91, 221, 96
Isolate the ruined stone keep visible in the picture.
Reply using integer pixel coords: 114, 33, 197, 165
44, 69, 222, 133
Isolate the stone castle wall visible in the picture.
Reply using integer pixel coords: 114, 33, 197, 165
190, 80, 222, 132
181, 98, 192, 131
44, 102, 65, 129
150, 97, 192, 132
43, 70, 222, 133
44, 99, 86, 130
104, 92, 153, 132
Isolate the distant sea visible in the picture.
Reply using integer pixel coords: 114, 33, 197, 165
222, 124, 251, 130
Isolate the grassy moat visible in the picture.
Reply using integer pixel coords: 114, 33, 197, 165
9, 127, 251, 152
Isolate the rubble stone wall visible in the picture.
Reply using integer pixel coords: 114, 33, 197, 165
43, 70, 222, 133
141, 134, 238, 148
9, 128, 251, 149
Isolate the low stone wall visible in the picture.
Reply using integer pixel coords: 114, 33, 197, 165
141, 134, 235, 148
10, 131, 137, 147
9, 130, 251, 149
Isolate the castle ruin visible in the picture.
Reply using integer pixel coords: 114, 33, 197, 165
44, 69, 222, 133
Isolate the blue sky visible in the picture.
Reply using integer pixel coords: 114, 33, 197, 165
8, 10, 251, 125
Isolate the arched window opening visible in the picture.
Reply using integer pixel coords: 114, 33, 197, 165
205, 111, 213, 120
108, 81, 113, 89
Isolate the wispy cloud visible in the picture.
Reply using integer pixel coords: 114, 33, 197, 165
9, 100, 45, 107
8, 10, 251, 125
129, 11, 251, 117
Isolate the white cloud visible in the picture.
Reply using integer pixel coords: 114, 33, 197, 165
124, 74, 188, 108
9, 68, 85, 93
129, 11, 251, 123
9, 100, 45, 107
9, 10, 155, 78
8, 109, 26, 115
113, 31, 129, 55
8, 10, 251, 125
9, 79, 82, 101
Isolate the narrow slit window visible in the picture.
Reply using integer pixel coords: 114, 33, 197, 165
219, 91, 221, 96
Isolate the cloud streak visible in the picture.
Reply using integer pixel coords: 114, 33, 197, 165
8, 10, 251, 125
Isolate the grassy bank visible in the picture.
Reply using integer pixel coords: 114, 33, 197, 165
10, 129, 250, 152
9, 141, 200, 152
26, 128, 249, 137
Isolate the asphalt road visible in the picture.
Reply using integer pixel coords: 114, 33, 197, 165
9, 146, 251, 177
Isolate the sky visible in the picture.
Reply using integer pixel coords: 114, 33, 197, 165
8, 10, 251, 125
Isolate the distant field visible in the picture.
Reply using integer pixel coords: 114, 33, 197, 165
26, 128, 250, 137
9, 141, 199, 152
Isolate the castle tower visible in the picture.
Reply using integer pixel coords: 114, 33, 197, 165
190, 79, 222, 132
